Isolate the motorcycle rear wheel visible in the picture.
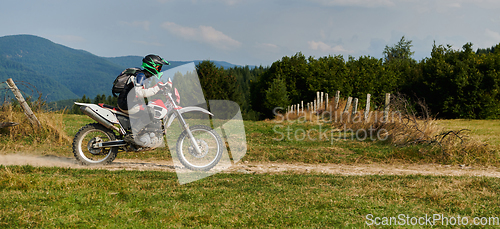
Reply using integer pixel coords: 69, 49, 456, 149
73, 123, 118, 165
176, 125, 223, 171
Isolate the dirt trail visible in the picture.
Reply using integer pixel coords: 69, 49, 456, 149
1, 154, 500, 177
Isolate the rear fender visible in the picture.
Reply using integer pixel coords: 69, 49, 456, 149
75, 102, 120, 124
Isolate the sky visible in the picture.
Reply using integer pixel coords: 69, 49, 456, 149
1, 0, 500, 66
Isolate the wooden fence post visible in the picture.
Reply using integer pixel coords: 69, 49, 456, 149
6, 78, 41, 128
384, 93, 391, 122
320, 92, 324, 110
334, 91, 340, 109
364, 94, 371, 122
352, 98, 358, 116
316, 92, 320, 110
326, 93, 329, 110
343, 97, 352, 114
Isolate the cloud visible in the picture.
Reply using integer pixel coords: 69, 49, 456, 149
256, 42, 278, 49
217, 0, 240, 5
310, 0, 395, 7
157, 0, 240, 5
254, 42, 280, 54
451, 0, 500, 8
448, 2, 461, 8
133, 40, 165, 47
161, 22, 241, 50
119, 21, 150, 31
485, 29, 500, 41
308, 41, 349, 53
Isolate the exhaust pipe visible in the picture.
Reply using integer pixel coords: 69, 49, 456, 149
80, 106, 121, 133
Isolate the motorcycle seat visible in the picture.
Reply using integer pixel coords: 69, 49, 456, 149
98, 103, 119, 110
98, 103, 128, 116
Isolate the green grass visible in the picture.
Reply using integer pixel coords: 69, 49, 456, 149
57, 115, 402, 163
1, 113, 498, 166
437, 119, 500, 150
3, 115, 500, 228
1, 165, 500, 228
244, 120, 500, 165
245, 120, 404, 163
3, 115, 491, 166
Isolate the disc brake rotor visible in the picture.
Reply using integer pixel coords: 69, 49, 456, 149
188, 139, 209, 158
87, 137, 104, 155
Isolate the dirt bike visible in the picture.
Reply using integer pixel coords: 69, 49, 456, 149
72, 65, 224, 171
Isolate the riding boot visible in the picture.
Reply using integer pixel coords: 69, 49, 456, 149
123, 132, 135, 144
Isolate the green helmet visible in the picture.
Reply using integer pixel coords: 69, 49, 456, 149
142, 54, 170, 78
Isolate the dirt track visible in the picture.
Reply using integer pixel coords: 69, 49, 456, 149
1, 153, 500, 177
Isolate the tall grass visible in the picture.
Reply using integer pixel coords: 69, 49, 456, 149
0, 101, 70, 152
278, 94, 496, 165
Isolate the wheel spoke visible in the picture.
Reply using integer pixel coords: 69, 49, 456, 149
176, 125, 223, 171
73, 124, 118, 165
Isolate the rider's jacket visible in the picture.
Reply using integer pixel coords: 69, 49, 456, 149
117, 71, 161, 112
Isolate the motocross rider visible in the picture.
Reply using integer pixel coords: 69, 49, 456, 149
117, 54, 172, 147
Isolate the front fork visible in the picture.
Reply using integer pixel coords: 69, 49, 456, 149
172, 109, 203, 155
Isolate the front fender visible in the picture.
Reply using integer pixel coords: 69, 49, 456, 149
165, 106, 214, 128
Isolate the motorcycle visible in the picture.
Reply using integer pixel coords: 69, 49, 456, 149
72, 63, 224, 171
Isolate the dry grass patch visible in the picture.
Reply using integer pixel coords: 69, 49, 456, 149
0, 102, 71, 152
278, 94, 497, 165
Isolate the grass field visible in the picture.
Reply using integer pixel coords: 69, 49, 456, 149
18, 114, 492, 166
2, 113, 500, 227
1, 165, 500, 228
437, 119, 500, 150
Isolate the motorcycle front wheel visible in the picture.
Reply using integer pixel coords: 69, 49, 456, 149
176, 125, 223, 171
73, 123, 118, 165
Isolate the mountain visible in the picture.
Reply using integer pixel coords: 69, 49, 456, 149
0, 34, 243, 102
0, 34, 124, 101
0, 55, 78, 101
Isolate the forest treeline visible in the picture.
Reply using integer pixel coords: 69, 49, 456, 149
70, 37, 500, 120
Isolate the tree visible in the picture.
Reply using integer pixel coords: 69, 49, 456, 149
70, 94, 91, 114
196, 60, 240, 104
251, 52, 309, 118
476, 43, 499, 55
226, 65, 268, 120
382, 36, 418, 106
415, 42, 500, 119
264, 75, 290, 113
307, 55, 349, 100
383, 36, 415, 63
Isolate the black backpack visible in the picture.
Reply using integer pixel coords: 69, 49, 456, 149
112, 68, 141, 97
